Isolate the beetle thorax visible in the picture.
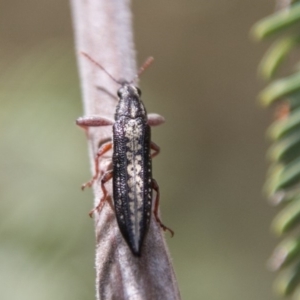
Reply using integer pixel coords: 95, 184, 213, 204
115, 84, 147, 120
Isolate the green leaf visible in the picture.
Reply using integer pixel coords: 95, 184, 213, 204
255, 1, 300, 298
288, 90, 300, 110
274, 261, 300, 296
268, 190, 300, 206
259, 36, 300, 79
268, 130, 300, 163
269, 236, 300, 270
272, 195, 300, 235
252, 3, 300, 40
275, 156, 300, 191
267, 105, 300, 139
260, 71, 300, 106
264, 163, 284, 196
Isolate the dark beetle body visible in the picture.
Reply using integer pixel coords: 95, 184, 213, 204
76, 54, 173, 257
113, 84, 152, 256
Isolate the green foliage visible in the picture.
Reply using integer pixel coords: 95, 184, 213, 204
253, 1, 300, 297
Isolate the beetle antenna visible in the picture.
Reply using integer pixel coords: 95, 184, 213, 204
81, 52, 121, 85
81, 52, 154, 85
131, 56, 154, 84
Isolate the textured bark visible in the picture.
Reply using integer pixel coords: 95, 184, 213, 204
70, 1, 181, 299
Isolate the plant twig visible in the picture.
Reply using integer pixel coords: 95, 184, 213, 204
276, 0, 291, 10
70, 1, 181, 299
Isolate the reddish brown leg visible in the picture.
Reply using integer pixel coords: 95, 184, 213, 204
76, 116, 114, 130
76, 116, 114, 138
150, 141, 160, 158
81, 142, 112, 190
152, 178, 174, 237
89, 170, 113, 217
147, 113, 165, 126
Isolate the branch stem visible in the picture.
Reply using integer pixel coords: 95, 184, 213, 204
70, 1, 181, 299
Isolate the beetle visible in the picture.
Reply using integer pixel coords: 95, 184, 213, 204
76, 53, 173, 256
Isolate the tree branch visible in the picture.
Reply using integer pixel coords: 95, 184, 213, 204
70, 1, 181, 299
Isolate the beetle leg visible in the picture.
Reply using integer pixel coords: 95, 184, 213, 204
81, 141, 113, 190
89, 170, 113, 217
152, 179, 174, 237
76, 116, 114, 132
147, 113, 165, 126
150, 141, 160, 158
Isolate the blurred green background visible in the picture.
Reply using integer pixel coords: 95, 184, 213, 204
0, 1, 276, 299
